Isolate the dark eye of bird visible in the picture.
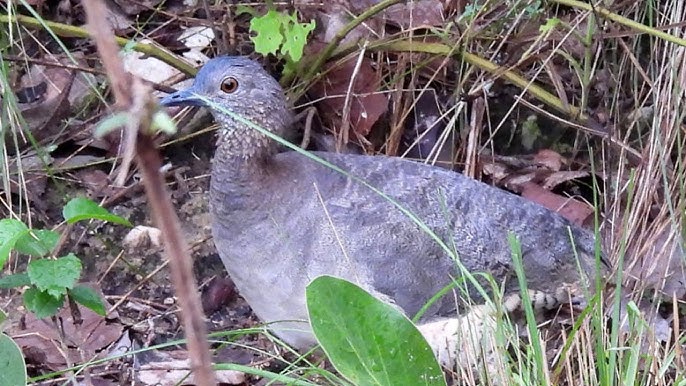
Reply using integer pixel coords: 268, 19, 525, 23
220, 77, 239, 93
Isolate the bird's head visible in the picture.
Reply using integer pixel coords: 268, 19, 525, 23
160, 56, 292, 156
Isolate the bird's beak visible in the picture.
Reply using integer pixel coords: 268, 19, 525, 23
159, 88, 206, 107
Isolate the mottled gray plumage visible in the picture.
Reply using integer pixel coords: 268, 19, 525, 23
160, 56, 604, 349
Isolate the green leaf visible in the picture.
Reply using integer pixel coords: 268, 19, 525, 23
62, 197, 132, 226
250, 10, 286, 55
0, 219, 29, 267
282, 16, 315, 62
27, 253, 82, 298
14, 229, 60, 257
93, 111, 129, 138
23, 288, 63, 318
69, 285, 106, 316
0, 273, 30, 289
306, 276, 446, 386
0, 333, 26, 386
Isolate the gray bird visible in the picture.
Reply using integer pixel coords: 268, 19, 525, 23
160, 56, 605, 349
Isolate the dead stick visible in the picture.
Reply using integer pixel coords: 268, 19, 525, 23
81, 0, 215, 384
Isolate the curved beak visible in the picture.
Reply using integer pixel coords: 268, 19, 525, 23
159, 88, 206, 107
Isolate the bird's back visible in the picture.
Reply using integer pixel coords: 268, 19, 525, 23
209, 149, 600, 347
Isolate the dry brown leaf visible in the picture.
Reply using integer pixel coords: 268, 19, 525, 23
533, 149, 566, 171
383, 0, 445, 28
520, 181, 594, 226
309, 57, 388, 139
541, 170, 590, 190
18, 57, 76, 142
9, 289, 122, 371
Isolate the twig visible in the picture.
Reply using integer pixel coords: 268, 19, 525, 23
81, 0, 215, 384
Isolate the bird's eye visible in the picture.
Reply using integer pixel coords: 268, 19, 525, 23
220, 77, 239, 93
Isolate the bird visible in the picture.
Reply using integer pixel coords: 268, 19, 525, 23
159, 56, 606, 351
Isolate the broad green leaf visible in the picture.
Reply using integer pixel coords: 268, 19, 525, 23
0, 273, 30, 289
14, 229, 60, 257
0, 219, 29, 267
306, 276, 446, 386
0, 333, 26, 386
282, 16, 315, 62
250, 10, 285, 55
62, 197, 132, 226
69, 285, 106, 316
23, 288, 63, 318
27, 253, 82, 298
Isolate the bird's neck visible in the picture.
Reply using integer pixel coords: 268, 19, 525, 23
209, 119, 282, 213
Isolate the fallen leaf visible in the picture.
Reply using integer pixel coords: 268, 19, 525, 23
520, 181, 594, 226
8, 286, 122, 372
309, 57, 388, 139
533, 149, 566, 171
18, 56, 76, 143
383, 0, 445, 28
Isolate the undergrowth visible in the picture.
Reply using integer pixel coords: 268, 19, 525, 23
0, 0, 685, 385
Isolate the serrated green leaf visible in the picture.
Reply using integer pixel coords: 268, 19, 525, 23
14, 229, 60, 257
306, 276, 446, 386
0, 333, 26, 386
69, 285, 106, 316
27, 254, 82, 298
0, 273, 30, 289
152, 110, 178, 135
62, 197, 132, 226
250, 10, 285, 55
93, 111, 129, 138
23, 288, 63, 318
282, 17, 315, 62
0, 219, 29, 267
